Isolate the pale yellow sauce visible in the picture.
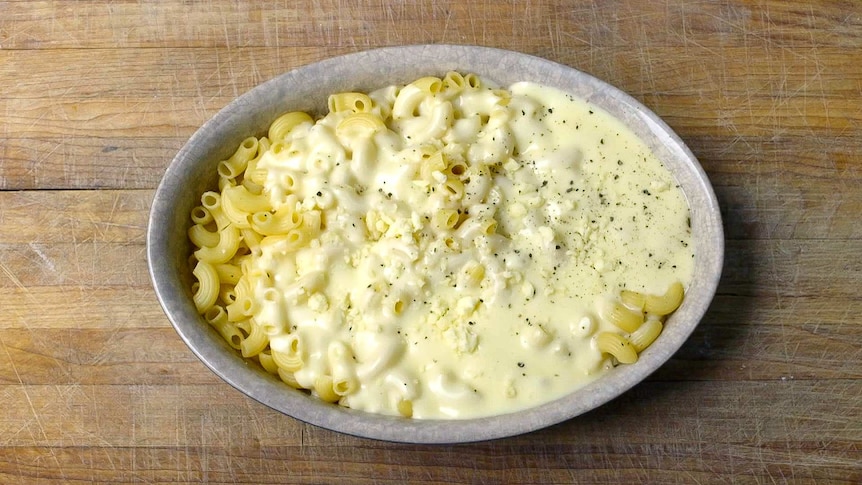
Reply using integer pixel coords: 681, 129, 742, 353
253, 80, 693, 419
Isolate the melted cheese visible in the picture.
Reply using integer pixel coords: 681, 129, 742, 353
252, 80, 694, 419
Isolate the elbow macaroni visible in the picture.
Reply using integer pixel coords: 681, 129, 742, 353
187, 73, 694, 419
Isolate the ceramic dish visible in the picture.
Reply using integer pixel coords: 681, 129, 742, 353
147, 45, 723, 443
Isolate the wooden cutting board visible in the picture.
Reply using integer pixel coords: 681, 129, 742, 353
0, 1, 859, 483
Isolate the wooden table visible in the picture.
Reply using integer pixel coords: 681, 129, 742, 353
1, 1, 859, 483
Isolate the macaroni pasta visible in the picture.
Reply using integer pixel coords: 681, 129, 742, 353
187, 73, 694, 419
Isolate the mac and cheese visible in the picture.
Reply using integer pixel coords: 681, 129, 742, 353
188, 73, 694, 419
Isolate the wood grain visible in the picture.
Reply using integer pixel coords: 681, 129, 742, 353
2, 1, 861, 50
0, 1, 859, 483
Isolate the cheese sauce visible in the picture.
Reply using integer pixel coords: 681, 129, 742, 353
253, 80, 694, 419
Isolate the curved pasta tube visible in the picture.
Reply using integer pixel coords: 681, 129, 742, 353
601, 300, 645, 333
218, 174, 236, 192
445, 158, 468, 178
459, 88, 511, 122
462, 169, 494, 206
254, 136, 271, 158
467, 124, 515, 166
251, 206, 303, 236
490, 89, 512, 107
448, 115, 483, 144
479, 219, 497, 236
392, 84, 427, 119
200, 192, 231, 230
464, 73, 482, 89
442, 176, 465, 200
259, 229, 309, 254
233, 275, 251, 298
225, 295, 255, 322
222, 184, 272, 213
442, 71, 466, 95
419, 151, 447, 181
348, 138, 378, 185
240, 153, 265, 191
430, 100, 454, 132
245, 167, 269, 186
411, 76, 444, 94
628, 318, 663, 353
620, 288, 646, 310
192, 261, 220, 313
428, 368, 476, 401
219, 195, 252, 229
271, 334, 304, 372
645, 281, 685, 315
203, 306, 244, 350
218, 136, 258, 179
258, 319, 283, 337
240, 319, 269, 358
277, 368, 303, 389
408, 101, 454, 144
218, 285, 236, 306
276, 272, 325, 305
268, 140, 304, 162
454, 216, 496, 241
214, 322, 244, 350
214, 263, 242, 285
188, 223, 220, 248
300, 210, 322, 233
620, 290, 646, 311
239, 227, 263, 255
335, 112, 386, 141
190, 205, 213, 226
521, 324, 552, 350
313, 375, 341, 403
415, 143, 440, 162
276, 171, 299, 192
458, 261, 485, 288
194, 225, 241, 264
595, 332, 638, 364
203, 305, 228, 326
328, 342, 359, 397
621, 282, 685, 316
310, 188, 335, 210
393, 77, 443, 120
328, 92, 374, 114
224, 275, 254, 321
240, 176, 263, 195
257, 349, 279, 375
354, 332, 404, 381
431, 209, 460, 231
268, 111, 313, 142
